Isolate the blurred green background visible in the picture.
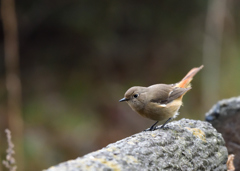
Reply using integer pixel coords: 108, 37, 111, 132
0, 0, 240, 170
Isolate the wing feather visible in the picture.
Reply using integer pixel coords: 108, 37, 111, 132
148, 84, 190, 104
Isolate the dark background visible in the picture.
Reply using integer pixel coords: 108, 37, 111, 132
1, 0, 240, 170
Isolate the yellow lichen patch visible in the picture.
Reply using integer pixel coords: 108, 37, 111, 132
151, 133, 156, 137
106, 148, 113, 152
106, 147, 118, 152
185, 127, 206, 142
126, 155, 138, 163
127, 141, 135, 145
92, 157, 121, 171
127, 137, 140, 145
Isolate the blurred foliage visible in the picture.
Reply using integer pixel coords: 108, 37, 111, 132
0, 0, 240, 170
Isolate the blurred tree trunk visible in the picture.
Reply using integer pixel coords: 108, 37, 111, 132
202, 0, 227, 112
1, 0, 24, 170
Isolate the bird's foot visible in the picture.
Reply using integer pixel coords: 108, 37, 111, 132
158, 124, 170, 130
142, 127, 156, 132
142, 128, 151, 132
142, 121, 159, 131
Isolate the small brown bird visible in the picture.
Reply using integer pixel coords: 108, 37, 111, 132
119, 65, 203, 131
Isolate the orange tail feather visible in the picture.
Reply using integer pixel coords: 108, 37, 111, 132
177, 65, 204, 88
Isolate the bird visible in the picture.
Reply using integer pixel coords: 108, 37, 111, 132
119, 65, 203, 131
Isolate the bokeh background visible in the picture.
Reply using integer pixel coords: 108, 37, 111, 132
1, 0, 240, 170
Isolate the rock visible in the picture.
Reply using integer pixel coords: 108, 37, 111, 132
206, 96, 240, 170
44, 119, 227, 171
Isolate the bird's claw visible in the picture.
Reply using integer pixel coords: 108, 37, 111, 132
143, 126, 158, 132
158, 125, 169, 130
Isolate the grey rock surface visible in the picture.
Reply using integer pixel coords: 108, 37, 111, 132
44, 119, 228, 171
206, 96, 240, 170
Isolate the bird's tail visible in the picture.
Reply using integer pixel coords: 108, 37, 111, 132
176, 65, 204, 88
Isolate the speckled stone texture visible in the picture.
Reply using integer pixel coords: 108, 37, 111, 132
45, 119, 227, 171
206, 96, 240, 170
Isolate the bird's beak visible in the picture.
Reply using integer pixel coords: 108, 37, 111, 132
119, 97, 128, 102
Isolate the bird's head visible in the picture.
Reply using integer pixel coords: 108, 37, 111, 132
119, 86, 147, 112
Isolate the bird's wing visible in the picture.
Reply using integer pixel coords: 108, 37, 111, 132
165, 87, 191, 103
148, 84, 191, 104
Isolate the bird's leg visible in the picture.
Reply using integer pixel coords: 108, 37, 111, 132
143, 121, 159, 131
159, 117, 172, 129
149, 121, 159, 131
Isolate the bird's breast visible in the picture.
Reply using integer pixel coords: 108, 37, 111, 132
138, 98, 183, 121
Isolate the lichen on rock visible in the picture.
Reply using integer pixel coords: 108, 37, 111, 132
45, 119, 228, 171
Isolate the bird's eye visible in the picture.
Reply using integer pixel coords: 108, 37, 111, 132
133, 94, 138, 98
